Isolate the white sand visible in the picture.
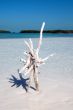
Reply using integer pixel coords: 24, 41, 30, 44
0, 37, 73, 110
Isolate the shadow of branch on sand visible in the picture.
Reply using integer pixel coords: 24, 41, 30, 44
8, 73, 36, 92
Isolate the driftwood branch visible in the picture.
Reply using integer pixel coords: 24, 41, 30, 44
18, 22, 55, 91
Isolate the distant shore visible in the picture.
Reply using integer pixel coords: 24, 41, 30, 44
20, 30, 73, 33
0, 29, 73, 34
0, 30, 11, 33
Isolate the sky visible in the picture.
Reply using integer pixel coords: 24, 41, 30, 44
0, 0, 73, 32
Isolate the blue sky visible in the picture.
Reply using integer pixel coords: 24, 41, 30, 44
0, 0, 73, 32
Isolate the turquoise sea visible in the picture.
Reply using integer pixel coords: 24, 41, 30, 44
0, 33, 73, 39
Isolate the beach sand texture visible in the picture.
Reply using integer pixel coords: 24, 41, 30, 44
0, 37, 73, 110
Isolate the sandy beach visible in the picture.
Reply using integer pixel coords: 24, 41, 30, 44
0, 37, 73, 110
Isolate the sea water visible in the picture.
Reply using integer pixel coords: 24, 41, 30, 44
0, 33, 73, 39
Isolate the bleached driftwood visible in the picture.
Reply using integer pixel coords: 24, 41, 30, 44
18, 22, 54, 91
